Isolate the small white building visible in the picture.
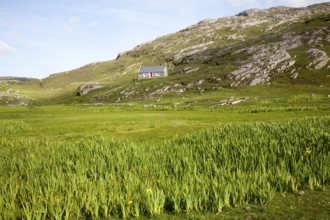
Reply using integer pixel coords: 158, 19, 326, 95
138, 65, 168, 80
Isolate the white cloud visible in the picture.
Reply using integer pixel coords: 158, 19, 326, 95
227, 0, 327, 9
61, 15, 80, 32
69, 16, 80, 25
264, 0, 328, 7
109, 8, 142, 22
226, 0, 261, 8
109, 8, 163, 26
265, 0, 307, 7
87, 21, 99, 28
0, 18, 5, 27
0, 40, 16, 53
60, 16, 99, 33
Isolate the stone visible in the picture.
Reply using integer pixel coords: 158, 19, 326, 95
144, 104, 157, 108
77, 82, 103, 96
244, 206, 251, 212
307, 48, 330, 69
230, 100, 243, 105
297, 191, 305, 196
291, 73, 299, 79
249, 77, 264, 86
116, 52, 125, 60
227, 31, 308, 87
182, 67, 200, 74
236, 8, 266, 16
196, 79, 204, 86
174, 42, 214, 60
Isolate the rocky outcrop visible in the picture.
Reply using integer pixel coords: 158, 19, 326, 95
181, 67, 200, 74
307, 49, 330, 69
229, 41, 297, 87
174, 42, 214, 60
116, 52, 125, 60
0, 92, 29, 106
211, 97, 249, 107
236, 8, 268, 17
149, 85, 185, 96
228, 26, 330, 87
77, 82, 103, 96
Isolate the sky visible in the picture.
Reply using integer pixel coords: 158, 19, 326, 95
0, 0, 329, 79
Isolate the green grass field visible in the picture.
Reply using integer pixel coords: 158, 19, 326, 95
0, 100, 329, 219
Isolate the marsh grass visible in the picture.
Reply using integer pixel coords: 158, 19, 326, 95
0, 117, 329, 219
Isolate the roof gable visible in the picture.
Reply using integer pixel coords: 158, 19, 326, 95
138, 66, 166, 73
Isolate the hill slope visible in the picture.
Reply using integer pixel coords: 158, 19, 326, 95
1, 2, 330, 106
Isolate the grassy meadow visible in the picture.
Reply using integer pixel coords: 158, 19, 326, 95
0, 100, 329, 219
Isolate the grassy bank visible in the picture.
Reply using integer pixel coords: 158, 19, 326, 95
0, 102, 329, 141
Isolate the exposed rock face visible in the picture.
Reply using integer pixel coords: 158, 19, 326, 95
228, 27, 330, 86
211, 97, 249, 107
307, 49, 330, 69
291, 72, 299, 79
187, 79, 204, 88
174, 42, 214, 60
229, 41, 297, 87
0, 92, 29, 106
181, 67, 200, 74
236, 8, 267, 17
116, 52, 124, 60
149, 85, 185, 96
77, 82, 103, 96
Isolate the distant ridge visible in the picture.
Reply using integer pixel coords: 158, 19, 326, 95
0, 76, 37, 82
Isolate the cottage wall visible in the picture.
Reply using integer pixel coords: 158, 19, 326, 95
138, 66, 168, 80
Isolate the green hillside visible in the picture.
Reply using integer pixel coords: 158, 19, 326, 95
1, 3, 329, 106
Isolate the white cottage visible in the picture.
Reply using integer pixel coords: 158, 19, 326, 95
138, 65, 168, 80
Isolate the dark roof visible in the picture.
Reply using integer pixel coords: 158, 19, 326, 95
138, 66, 166, 73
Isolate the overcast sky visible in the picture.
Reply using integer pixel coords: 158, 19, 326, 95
0, 0, 328, 79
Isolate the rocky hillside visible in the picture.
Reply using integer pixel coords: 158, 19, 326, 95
0, 78, 36, 106
1, 2, 330, 106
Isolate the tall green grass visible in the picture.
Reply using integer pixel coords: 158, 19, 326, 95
0, 117, 329, 219
0, 120, 31, 136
